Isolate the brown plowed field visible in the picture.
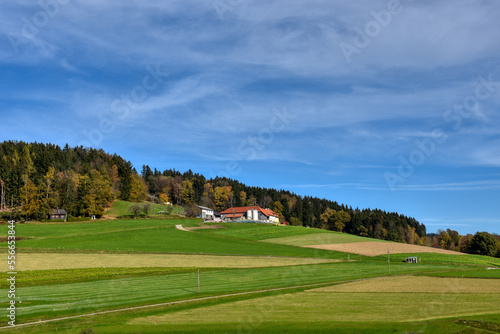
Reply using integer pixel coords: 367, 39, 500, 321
306, 241, 463, 256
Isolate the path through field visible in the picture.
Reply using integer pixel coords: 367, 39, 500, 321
175, 224, 189, 232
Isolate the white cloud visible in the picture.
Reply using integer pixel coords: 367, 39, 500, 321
394, 180, 500, 191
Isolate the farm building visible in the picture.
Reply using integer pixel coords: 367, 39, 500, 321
49, 209, 67, 221
197, 205, 215, 220
220, 206, 280, 223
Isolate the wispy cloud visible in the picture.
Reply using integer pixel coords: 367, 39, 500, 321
279, 183, 384, 191
394, 180, 500, 191
1, 0, 500, 234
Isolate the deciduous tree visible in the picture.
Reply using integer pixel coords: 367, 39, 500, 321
320, 208, 350, 232
466, 232, 499, 257
181, 180, 194, 204
20, 180, 48, 221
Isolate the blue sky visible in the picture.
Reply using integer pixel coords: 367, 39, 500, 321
1, 0, 499, 234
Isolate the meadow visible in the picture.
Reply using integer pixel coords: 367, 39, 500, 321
104, 200, 185, 218
0, 219, 341, 259
0, 213, 499, 333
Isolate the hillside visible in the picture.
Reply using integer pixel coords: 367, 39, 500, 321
1, 218, 499, 333
0, 141, 426, 245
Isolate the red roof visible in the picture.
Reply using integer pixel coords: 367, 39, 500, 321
225, 213, 244, 218
261, 208, 279, 217
220, 206, 279, 218
220, 206, 259, 214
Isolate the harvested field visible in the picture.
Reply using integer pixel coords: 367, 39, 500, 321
131, 277, 500, 325
11, 253, 339, 271
311, 276, 500, 294
306, 241, 462, 256
263, 232, 383, 246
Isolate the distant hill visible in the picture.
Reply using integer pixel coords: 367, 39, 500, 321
0, 141, 426, 245
0, 140, 146, 220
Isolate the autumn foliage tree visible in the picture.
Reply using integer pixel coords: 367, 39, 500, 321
181, 180, 194, 204
0, 141, 137, 220
20, 180, 48, 221
320, 208, 351, 232
80, 170, 114, 217
214, 186, 233, 211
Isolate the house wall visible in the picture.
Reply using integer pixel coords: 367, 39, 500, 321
201, 209, 214, 219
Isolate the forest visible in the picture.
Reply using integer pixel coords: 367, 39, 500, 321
0, 141, 147, 220
0, 141, 428, 245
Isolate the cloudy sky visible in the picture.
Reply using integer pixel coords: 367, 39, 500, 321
1, 0, 499, 234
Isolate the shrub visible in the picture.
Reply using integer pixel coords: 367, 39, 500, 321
142, 202, 151, 217
128, 204, 142, 218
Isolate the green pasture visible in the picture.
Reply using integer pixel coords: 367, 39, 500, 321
0, 267, 201, 287
378, 252, 500, 267
1, 215, 499, 333
0, 218, 185, 240
0, 219, 344, 258
423, 268, 500, 279
133, 291, 500, 324
198, 223, 329, 240
0, 261, 461, 323
105, 200, 184, 218
4, 299, 500, 334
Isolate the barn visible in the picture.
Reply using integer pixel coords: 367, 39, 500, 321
49, 209, 68, 221
220, 206, 280, 223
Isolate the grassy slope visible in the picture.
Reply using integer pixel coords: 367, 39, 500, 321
423, 268, 500, 278
105, 200, 184, 217
132, 291, 500, 324
377, 252, 500, 267
197, 223, 329, 240
0, 219, 342, 258
1, 217, 499, 332
0, 262, 460, 322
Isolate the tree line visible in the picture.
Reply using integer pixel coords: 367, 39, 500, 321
0, 141, 147, 220
0, 141, 435, 247
431, 229, 500, 257
141, 165, 427, 245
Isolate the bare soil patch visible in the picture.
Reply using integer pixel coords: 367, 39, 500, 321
306, 241, 463, 256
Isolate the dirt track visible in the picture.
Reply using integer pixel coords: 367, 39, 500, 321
175, 224, 225, 231
306, 241, 463, 256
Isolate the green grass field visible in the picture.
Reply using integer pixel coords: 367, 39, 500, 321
1, 213, 499, 333
133, 289, 500, 324
105, 200, 184, 218
0, 262, 463, 322
423, 268, 500, 278
378, 252, 500, 266
197, 222, 329, 240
